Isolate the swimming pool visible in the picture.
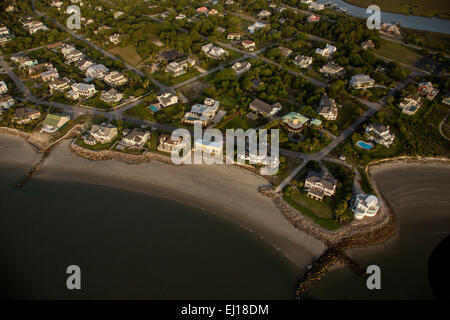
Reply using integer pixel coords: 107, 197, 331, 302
356, 140, 374, 150
149, 105, 159, 112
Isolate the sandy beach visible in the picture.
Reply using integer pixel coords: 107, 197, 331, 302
0, 134, 326, 268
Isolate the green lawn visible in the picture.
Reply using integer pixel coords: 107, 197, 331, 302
375, 40, 423, 66
222, 116, 253, 130
291, 190, 334, 219
152, 68, 200, 87
283, 193, 341, 230
123, 103, 156, 122
109, 45, 142, 66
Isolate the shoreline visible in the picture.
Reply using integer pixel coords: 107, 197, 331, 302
0, 133, 326, 269
342, 0, 450, 21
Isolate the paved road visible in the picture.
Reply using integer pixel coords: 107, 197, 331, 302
275, 98, 384, 192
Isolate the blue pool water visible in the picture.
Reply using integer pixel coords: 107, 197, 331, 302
149, 105, 159, 112
356, 140, 374, 150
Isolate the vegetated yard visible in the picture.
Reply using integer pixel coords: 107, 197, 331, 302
179, 81, 211, 101
283, 192, 342, 230
402, 28, 450, 54
221, 115, 253, 130
153, 68, 200, 87
123, 103, 156, 122
344, 0, 450, 19
109, 45, 142, 66
334, 99, 368, 134
375, 40, 423, 66
290, 190, 334, 219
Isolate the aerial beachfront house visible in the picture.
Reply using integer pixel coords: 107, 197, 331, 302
109, 34, 121, 45
202, 43, 228, 59
13, 107, 41, 124
104, 71, 127, 87
281, 112, 310, 133
100, 88, 123, 104
65, 49, 85, 64
381, 23, 401, 35
194, 139, 223, 156
67, 83, 96, 100
249, 98, 282, 118
49, 77, 71, 94
0, 95, 15, 109
257, 10, 271, 19
21, 17, 49, 34
41, 114, 70, 133
399, 94, 422, 116
317, 94, 338, 121
279, 47, 293, 57
122, 129, 150, 147
319, 61, 344, 77
227, 33, 242, 40
157, 91, 178, 108
241, 40, 256, 51
40, 68, 59, 82
159, 50, 185, 63
86, 64, 109, 79
309, 3, 324, 11
361, 39, 375, 49
315, 44, 336, 57
84, 124, 118, 145
352, 193, 380, 219
294, 55, 313, 69
196, 6, 209, 14
232, 61, 251, 76
304, 171, 338, 201
165, 58, 195, 77
27, 62, 54, 78
77, 59, 95, 71
365, 123, 395, 148
113, 11, 125, 19
182, 98, 220, 126
417, 81, 439, 100
247, 22, 266, 34
350, 74, 375, 89
0, 81, 8, 94
307, 15, 320, 23
0, 25, 12, 45
158, 134, 186, 153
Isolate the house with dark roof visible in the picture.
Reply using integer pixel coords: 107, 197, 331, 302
13, 107, 41, 124
159, 50, 185, 63
317, 94, 338, 121
304, 171, 338, 201
249, 99, 282, 118
121, 129, 150, 147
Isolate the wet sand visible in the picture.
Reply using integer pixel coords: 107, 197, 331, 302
0, 135, 325, 268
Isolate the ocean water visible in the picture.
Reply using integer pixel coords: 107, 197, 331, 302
0, 165, 299, 299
